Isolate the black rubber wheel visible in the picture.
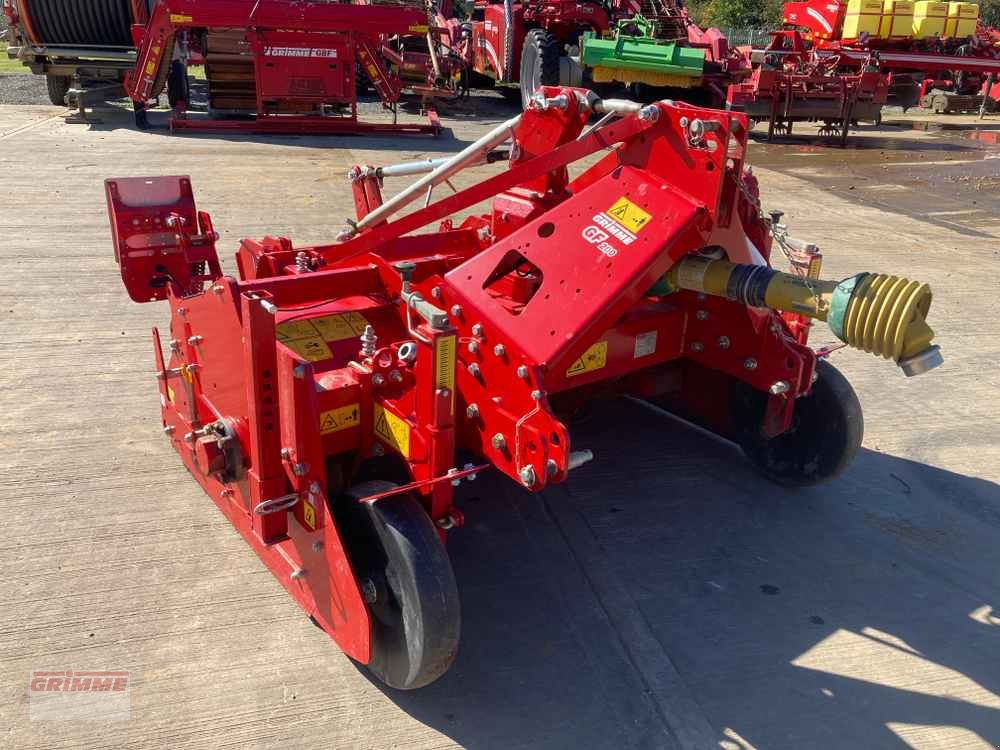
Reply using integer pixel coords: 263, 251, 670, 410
340, 482, 460, 689
46, 75, 71, 106
734, 360, 864, 487
519, 29, 560, 109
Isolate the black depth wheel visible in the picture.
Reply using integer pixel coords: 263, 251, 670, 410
519, 28, 559, 109
46, 75, 71, 106
734, 360, 864, 487
340, 481, 461, 689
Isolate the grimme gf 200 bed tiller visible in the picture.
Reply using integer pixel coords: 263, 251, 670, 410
108, 87, 942, 688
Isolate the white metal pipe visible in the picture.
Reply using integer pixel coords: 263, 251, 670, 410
348, 114, 522, 234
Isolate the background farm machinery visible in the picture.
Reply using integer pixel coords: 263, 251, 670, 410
445, 0, 750, 107
108, 86, 941, 689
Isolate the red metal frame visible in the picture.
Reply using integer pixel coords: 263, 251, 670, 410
108, 87, 817, 664
125, 0, 442, 137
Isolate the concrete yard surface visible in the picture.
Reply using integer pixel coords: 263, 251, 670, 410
1, 101, 999, 750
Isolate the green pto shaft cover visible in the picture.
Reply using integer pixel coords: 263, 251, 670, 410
828, 273, 868, 342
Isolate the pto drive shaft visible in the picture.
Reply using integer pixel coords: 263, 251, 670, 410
665, 256, 942, 376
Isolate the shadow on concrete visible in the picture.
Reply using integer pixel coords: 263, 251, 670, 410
372, 398, 1000, 749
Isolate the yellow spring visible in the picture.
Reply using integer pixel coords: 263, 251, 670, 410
842, 273, 933, 361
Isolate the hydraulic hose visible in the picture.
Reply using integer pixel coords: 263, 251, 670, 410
664, 255, 942, 376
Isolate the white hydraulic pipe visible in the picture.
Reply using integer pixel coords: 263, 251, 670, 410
345, 114, 522, 235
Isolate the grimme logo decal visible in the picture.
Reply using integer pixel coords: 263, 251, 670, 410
264, 47, 338, 58
582, 226, 617, 258
29, 669, 131, 721
592, 212, 638, 245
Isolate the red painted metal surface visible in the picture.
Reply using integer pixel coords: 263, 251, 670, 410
108, 87, 820, 666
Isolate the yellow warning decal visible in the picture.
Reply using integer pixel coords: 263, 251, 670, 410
283, 336, 333, 362
566, 341, 608, 377
170, 14, 193, 23
409, 24, 429, 33
302, 500, 316, 530
319, 403, 360, 435
276, 313, 368, 362
435, 335, 456, 391
374, 404, 411, 458
606, 197, 652, 234
145, 62, 156, 75
167, 386, 175, 404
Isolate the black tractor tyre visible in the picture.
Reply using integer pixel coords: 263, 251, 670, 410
519, 29, 560, 109
46, 75, 72, 106
340, 482, 461, 690
734, 360, 864, 487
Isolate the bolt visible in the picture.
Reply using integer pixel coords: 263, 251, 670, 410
211, 284, 225, 295
293, 364, 306, 379
292, 462, 308, 477
309, 481, 321, 494
372, 443, 385, 457
176, 307, 186, 317
281, 447, 292, 460
468, 340, 479, 354
679, 116, 689, 128
438, 388, 450, 400
493, 343, 506, 357
519, 465, 537, 487
291, 569, 305, 580
468, 362, 481, 377
531, 389, 543, 401
639, 104, 660, 122
389, 369, 403, 383
431, 286, 442, 300
311, 540, 323, 552
451, 304, 463, 318
695, 310, 709, 321
360, 325, 377, 357
744, 358, 758, 371
516, 365, 529, 379
220, 488, 233, 498
466, 403, 480, 418
697, 293, 707, 302
163, 425, 175, 435
546, 459, 559, 477
471, 323, 484, 337
361, 579, 378, 603
492, 433, 506, 451
169, 339, 181, 353
372, 373, 385, 386
448, 468, 461, 487
769, 380, 791, 395
183, 432, 195, 443
691, 341, 704, 352
717, 336, 731, 349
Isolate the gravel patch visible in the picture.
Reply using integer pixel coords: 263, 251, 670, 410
0, 73, 48, 105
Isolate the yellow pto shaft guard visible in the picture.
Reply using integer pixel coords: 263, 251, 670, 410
665, 256, 942, 376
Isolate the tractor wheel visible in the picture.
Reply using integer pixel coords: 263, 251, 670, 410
519, 29, 560, 109
46, 75, 71, 106
734, 360, 864, 487
339, 481, 461, 690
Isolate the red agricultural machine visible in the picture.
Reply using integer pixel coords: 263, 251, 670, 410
727, 29, 888, 145
125, 0, 450, 135
782, 0, 1000, 113
108, 86, 941, 688
4, 0, 462, 134
444, 0, 749, 108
